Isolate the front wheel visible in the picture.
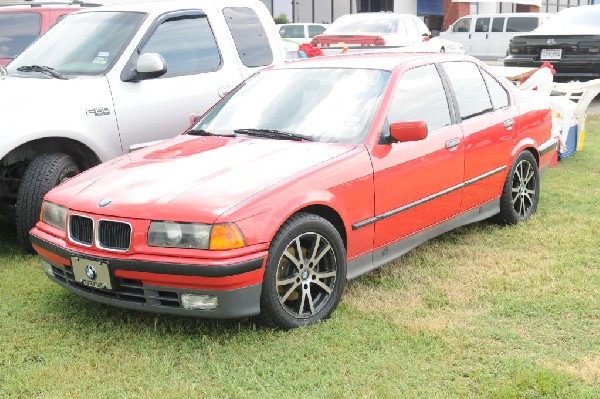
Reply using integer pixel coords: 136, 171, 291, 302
15, 153, 80, 253
260, 213, 346, 329
497, 151, 540, 224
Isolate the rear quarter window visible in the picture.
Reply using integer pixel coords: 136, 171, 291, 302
223, 7, 273, 68
0, 12, 41, 58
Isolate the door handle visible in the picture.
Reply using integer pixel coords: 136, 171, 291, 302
218, 85, 235, 98
445, 138, 461, 149
503, 119, 515, 130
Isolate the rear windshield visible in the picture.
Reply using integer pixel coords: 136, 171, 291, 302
535, 7, 600, 33
0, 13, 41, 59
326, 15, 400, 34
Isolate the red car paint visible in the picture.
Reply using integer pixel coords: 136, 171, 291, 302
30, 52, 557, 323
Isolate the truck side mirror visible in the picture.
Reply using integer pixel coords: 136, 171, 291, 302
387, 120, 428, 143
122, 53, 167, 82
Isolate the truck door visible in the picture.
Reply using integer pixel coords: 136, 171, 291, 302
107, 11, 244, 152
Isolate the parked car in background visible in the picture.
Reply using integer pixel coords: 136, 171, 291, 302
278, 22, 327, 51
0, 0, 285, 252
310, 12, 445, 52
31, 52, 556, 329
504, 5, 600, 80
441, 12, 549, 59
0, 1, 100, 66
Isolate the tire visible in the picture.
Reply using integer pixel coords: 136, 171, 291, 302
496, 151, 539, 224
15, 153, 80, 253
259, 212, 346, 329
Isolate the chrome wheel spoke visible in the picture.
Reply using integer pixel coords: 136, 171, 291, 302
311, 243, 332, 266
313, 279, 333, 294
314, 270, 336, 280
277, 276, 297, 287
306, 290, 316, 315
279, 282, 300, 304
283, 247, 302, 270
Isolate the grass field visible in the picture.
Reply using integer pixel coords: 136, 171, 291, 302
0, 118, 598, 398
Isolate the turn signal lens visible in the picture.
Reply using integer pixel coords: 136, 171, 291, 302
209, 223, 246, 250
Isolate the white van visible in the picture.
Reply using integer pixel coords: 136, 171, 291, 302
440, 13, 549, 59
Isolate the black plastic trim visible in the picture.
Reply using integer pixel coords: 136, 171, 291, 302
30, 233, 264, 277
352, 166, 506, 230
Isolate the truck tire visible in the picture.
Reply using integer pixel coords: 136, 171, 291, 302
15, 153, 79, 253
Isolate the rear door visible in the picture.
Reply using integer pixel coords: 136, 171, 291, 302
440, 61, 518, 211
370, 63, 465, 247
488, 16, 506, 58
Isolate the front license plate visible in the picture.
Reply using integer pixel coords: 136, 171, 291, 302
541, 48, 562, 60
71, 257, 113, 290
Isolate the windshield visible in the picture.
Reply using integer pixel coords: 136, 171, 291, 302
534, 7, 600, 33
8, 11, 146, 76
325, 15, 399, 34
194, 67, 390, 144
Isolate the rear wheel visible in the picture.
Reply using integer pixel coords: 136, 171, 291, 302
497, 151, 539, 224
15, 153, 79, 253
260, 213, 346, 329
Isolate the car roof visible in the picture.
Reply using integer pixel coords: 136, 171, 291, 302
75, 0, 262, 14
458, 12, 549, 18
274, 52, 463, 72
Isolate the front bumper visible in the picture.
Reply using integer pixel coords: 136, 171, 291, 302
31, 233, 265, 319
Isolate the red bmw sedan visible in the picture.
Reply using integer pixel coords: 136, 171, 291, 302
30, 53, 557, 329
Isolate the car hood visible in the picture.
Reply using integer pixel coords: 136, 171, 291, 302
54, 135, 356, 222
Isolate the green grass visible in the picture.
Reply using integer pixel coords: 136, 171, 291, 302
1, 118, 599, 398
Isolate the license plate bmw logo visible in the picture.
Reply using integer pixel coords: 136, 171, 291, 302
85, 265, 97, 280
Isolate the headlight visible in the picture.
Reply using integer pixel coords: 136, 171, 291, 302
41, 201, 67, 231
147, 222, 246, 250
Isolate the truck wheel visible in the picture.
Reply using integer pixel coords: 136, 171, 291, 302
15, 153, 79, 253
259, 213, 346, 329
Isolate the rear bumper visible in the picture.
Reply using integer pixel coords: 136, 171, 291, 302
30, 232, 265, 319
504, 56, 600, 79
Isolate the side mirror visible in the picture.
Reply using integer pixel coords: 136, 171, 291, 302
135, 53, 167, 80
388, 121, 427, 143
122, 53, 167, 82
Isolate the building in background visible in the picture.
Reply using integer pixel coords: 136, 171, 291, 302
260, 0, 600, 31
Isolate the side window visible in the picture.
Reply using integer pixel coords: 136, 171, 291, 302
482, 70, 509, 110
453, 17, 471, 32
491, 17, 505, 33
475, 17, 490, 33
388, 64, 451, 132
141, 15, 221, 77
308, 24, 325, 38
442, 61, 493, 120
279, 25, 304, 38
223, 7, 273, 68
0, 13, 41, 58
506, 17, 538, 32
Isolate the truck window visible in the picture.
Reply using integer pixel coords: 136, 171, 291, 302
452, 18, 471, 32
223, 7, 273, 68
475, 18, 490, 33
141, 15, 221, 77
506, 17, 538, 32
0, 13, 41, 59
491, 17, 505, 32
308, 24, 325, 38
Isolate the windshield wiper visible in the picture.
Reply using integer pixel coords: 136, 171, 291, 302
187, 129, 236, 137
234, 128, 314, 142
16, 65, 68, 80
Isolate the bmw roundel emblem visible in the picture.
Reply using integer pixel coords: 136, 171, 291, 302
98, 198, 112, 208
85, 265, 97, 280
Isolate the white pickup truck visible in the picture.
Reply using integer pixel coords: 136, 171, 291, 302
0, 0, 285, 251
